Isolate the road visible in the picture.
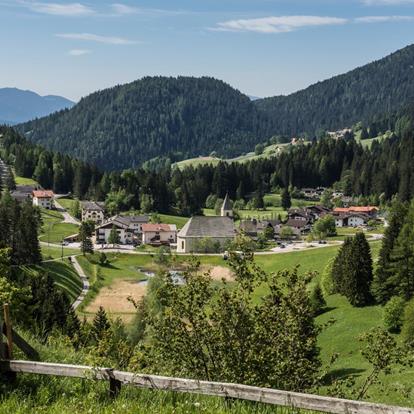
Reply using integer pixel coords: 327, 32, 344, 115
41, 232, 383, 257
71, 255, 90, 309
53, 197, 80, 225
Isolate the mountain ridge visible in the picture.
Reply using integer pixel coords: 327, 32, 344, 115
16, 43, 414, 170
0, 87, 74, 124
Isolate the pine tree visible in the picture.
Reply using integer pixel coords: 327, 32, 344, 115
80, 221, 94, 255
310, 283, 326, 316
387, 201, 414, 300
92, 306, 111, 341
344, 232, 373, 307
372, 200, 408, 303
281, 187, 291, 210
332, 234, 373, 307
108, 225, 121, 246
360, 127, 369, 140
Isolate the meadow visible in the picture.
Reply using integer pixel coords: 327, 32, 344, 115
39, 208, 79, 244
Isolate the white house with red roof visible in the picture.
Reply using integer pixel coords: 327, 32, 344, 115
32, 190, 54, 209
141, 223, 177, 245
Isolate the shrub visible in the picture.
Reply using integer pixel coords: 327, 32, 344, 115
383, 296, 405, 333
310, 283, 326, 316
321, 258, 334, 297
401, 299, 414, 345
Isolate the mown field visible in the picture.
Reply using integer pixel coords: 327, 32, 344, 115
174, 142, 292, 170
14, 175, 38, 186
22, 260, 82, 302
39, 208, 79, 244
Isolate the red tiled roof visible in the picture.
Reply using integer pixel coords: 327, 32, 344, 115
334, 206, 378, 214
32, 190, 54, 198
141, 223, 172, 232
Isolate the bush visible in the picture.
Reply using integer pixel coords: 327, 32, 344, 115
321, 258, 334, 297
383, 296, 405, 333
401, 299, 414, 345
310, 283, 326, 316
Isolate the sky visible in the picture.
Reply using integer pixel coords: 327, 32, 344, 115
1, 0, 414, 101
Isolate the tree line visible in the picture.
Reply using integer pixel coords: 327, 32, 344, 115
3, 114, 414, 217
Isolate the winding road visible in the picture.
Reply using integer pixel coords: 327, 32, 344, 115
71, 256, 90, 309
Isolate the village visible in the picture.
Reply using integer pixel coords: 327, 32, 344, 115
10, 183, 382, 254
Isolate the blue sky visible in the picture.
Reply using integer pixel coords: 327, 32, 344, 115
2, 0, 414, 101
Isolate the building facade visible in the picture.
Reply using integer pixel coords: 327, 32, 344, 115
32, 190, 54, 209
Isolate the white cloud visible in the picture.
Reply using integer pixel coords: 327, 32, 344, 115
68, 49, 91, 56
19, 1, 94, 16
362, 0, 414, 5
56, 33, 139, 45
355, 15, 414, 22
110, 3, 190, 17
212, 16, 348, 34
111, 3, 139, 15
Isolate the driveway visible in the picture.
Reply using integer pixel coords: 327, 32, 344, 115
53, 197, 80, 225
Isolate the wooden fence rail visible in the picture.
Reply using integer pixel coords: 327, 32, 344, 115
0, 360, 413, 414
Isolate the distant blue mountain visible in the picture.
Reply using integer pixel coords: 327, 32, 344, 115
0, 88, 74, 124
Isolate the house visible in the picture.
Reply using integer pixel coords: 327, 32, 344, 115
285, 218, 311, 234
221, 193, 233, 218
334, 213, 368, 228
81, 201, 105, 224
141, 223, 177, 245
334, 206, 379, 218
177, 216, 236, 253
239, 218, 281, 238
95, 215, 149, 245
306, 205, 331, 220
32, 190, 54, 209
288, 208, 313, 223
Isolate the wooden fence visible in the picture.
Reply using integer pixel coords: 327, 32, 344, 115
0, 303, 413, 414
0, 359, 413, 414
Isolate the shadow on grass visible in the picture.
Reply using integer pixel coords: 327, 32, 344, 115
322, 368, 366, 385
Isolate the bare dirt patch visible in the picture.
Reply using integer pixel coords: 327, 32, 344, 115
85, 279, 146, 315
200, 265, 234, 281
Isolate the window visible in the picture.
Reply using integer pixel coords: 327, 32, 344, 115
181, 241, 185, 250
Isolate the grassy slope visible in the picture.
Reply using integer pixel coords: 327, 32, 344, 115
57, 197, 76, 211
22, 260, 82, 302
39, 208, 79, 244
14, 175, 38, 186
74, 241, 414, 406
158, 213, 189, 229
174, 143, 291, 170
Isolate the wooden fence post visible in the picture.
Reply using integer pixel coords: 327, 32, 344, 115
2, 304, 16, 381
108, 369, 122, 398
3, 304, 13, 360
0, 307, 4, 360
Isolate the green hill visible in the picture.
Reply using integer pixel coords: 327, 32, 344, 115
255, 44, 414, 137
18, 77, 268, 171
16, 44, 414, 171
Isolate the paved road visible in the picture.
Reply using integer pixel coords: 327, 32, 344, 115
41, 232, 383, 258
53, 198, 80, 226
71, 255, 90, 309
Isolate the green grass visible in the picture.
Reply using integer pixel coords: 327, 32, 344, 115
158, 213, 189, 229
41, 245, 80, 260
174, 143, 293, 170
57, 197, 77, 211
39, 208, 79, 244
73, 241, 414, 407
0, 374, 313, 414
22, 260, 82, 302
14, 175, 38, 186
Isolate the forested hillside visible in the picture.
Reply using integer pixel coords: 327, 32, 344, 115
16, 44, 414, 170
256, 44, 414, 137
18, 77, 269, 170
